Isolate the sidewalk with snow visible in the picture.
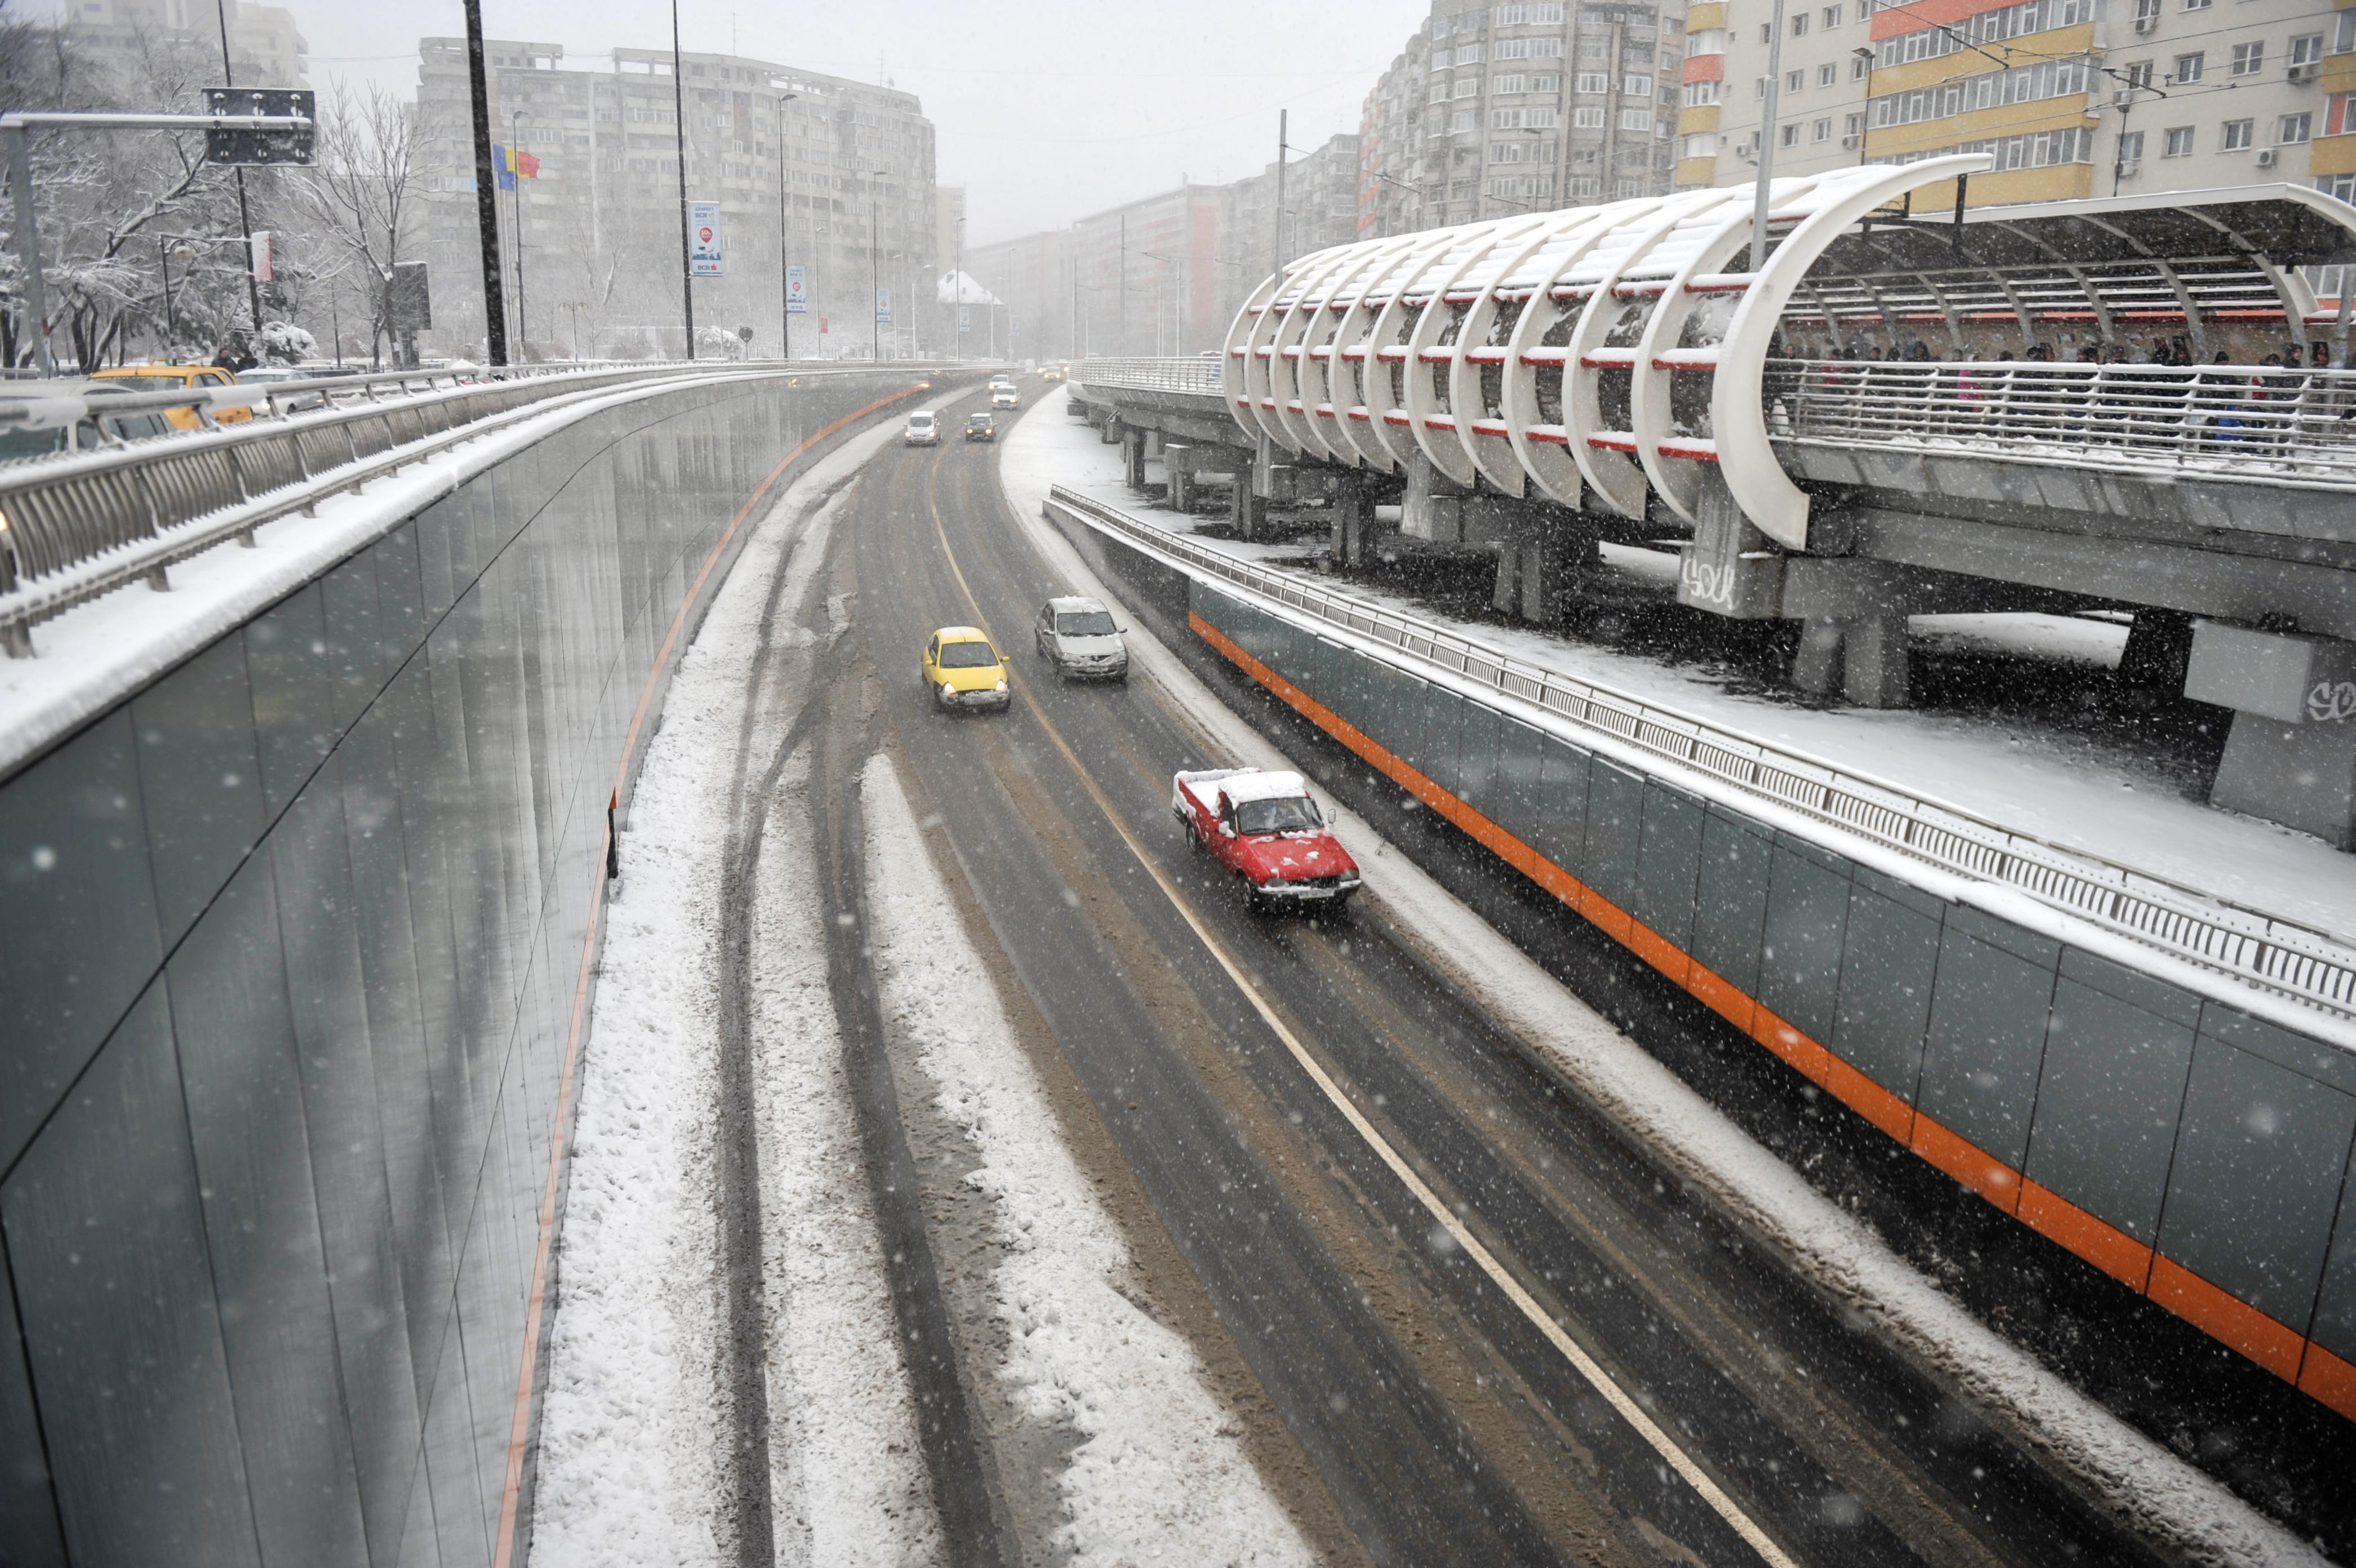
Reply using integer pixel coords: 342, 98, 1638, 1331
1019, 389, 2356, 941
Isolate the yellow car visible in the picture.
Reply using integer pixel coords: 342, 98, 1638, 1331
921, 626, 1011, 712
92, 363, 252, 429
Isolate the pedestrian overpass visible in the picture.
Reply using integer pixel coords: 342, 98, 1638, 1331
1071, 157, 2356, 847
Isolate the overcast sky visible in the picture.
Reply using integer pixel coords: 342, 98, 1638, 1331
269, 1, 1429, 245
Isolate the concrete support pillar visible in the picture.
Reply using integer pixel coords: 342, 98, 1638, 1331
1677, 465, 1785, 620
1122, 427, 1148, 490
2188, 621, 2356, 846
2120, 608, 2196, 691
1099, 415, 1122, 445
1330, 470, 1367, 568
1165, 443, 1194, 512
1790, 615, 1911, 708
1144, 428, 1163, 459
1232, 473, 1265, 537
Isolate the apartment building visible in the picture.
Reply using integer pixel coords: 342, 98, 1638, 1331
411, 39, 938, 361
961, 227, 1069, 359
1678, 0, 2350, 210
1065, 186, 1225, 356
61, 0, 307, 87
1357, 0, 1688, 237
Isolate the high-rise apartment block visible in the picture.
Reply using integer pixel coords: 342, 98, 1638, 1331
1678, 0, 2354, 210
411, 39, 937, 361
1357, 1, 1687, 236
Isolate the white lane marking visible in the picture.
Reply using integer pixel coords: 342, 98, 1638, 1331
919, 477, 1802, 1568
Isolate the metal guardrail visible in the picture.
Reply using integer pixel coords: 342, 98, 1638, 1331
0, 364, 807, 656
1074, 356, 1227, 396
1772, 357, 2356, 487
0, 364, 761, 636
1048, 482, 2356, 1023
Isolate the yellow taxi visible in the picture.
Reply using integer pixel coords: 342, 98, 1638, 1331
921, 626, 1011, 712
92, 364, 252, 429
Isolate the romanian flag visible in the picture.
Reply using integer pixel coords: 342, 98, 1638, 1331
492, 143, 541, 190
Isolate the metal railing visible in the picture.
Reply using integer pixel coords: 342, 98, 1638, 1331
0, 364, 754, 615
1074, 356, 1227, 396
1771, 357, 2356, 486
0, 364, 798, 655
1048, 482, 2356, 1024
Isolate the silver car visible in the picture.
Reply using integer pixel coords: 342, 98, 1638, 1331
1033, 596, 1129, 681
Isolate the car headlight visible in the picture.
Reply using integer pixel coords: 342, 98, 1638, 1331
941, 681, 957, 699
994, 678, 1008, 692
1262, 878, 1292, 891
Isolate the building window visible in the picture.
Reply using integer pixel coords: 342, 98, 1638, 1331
1491, 141, 1525, 162
1529, 106, 1559, 126
1576, 71, 1611, 93
1792, 11, 1810, 33
2117, 130, 2145, 167
2221, 117, 2253, 150
1530, 37, 1564, 57
2322, 173, 2356, 202
2125, 61, 2153, 88
1847, 110, 1866, 137
1430, 85, 1449, 104
1761, 23, 1772, 43
1625, 73, 1653, 95
2184, 0, 2210, 9
2330, 91, 2356, 136
1493, 3, 1528, 23
2230, 42, 2263, 76
1813, 116, 1834, 141
1824, 5, 1844, 27
1459, 43, 1484, 63
1681, 131, 1719, 158
1781, 122, 1802, 146
2172, 51, 2204, 83
1491, 107, 1527, 127
1852, 53, 1870, 79
1687, 79, 1721, 105
1786, 67, 1806, 92
2339, 12, 2356, 54
1456, 78, 1480, 97
2282, 112, 2314, 143
2163, 125, 2194, 156
1531, 74, 1559, 92
1621, 107, 1655, 131
1574, 105, 1606, 127
1757, 75, 1768, 97
2291, 34, 2325, 68
1452, 109, 1479, 130
1857, 0, 1872, 17
1818, 62, 1838, 86
1493, 73, 1527, 94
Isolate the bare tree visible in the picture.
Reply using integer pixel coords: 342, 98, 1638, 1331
290, 80, 419, 367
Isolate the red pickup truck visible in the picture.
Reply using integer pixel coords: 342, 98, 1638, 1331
1172, 767, 1362, 913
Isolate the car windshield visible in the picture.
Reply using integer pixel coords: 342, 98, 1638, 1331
1234, 796, 1321, 835
98, 375, 192, 392
1055, 611, 1116, 636
939, 641, 997, 669
968, 415, 992, 426
909, 416, 933, 427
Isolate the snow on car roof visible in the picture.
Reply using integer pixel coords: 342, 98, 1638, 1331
1046, 596, 1106, 614
935, 625, 990, 642
1217, 770, 1309, 805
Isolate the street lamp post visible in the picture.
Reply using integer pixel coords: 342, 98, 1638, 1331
776, 86, 797, 359
509, 107, 528, 361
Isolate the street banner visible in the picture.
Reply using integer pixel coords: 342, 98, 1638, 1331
250, 231, 273, 282
690, 201, 723, 278
958, 304, 970, 335
875, 287, 892, 325
786, 263, 807, 314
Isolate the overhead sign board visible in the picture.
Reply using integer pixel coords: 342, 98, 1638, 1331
689, 201, 723, 278
203, 87, 314, 166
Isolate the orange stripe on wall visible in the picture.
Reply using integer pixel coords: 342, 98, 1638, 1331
1183, 603, 2354, 1424
2018, 1179, 2154, 1293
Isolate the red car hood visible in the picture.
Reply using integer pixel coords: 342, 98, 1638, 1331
1235, 830, 1357, 882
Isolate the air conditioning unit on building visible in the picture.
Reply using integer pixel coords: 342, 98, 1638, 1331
2133, 11, 2158, 32
2115, 157, 2142, 177
1840, 133, 1861, 149
2257, 145, 2279, 166
2291, 60, 2322, 82
2114, 89, 2136, 109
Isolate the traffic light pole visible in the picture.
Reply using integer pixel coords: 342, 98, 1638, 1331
461, 0, 508, 365
212, 0, 264, 340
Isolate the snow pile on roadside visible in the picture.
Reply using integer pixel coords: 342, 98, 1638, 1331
859, 752, 1316, 1567
994, 402, 2324, 1568
533, 420, 938, 1566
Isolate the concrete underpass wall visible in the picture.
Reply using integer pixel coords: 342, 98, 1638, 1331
1050, 501, 2356, 1429
0, 368, 940, 1567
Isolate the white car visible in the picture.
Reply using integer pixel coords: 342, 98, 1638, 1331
1033, 595, 1129, 681
992, 385, 1020, 409
903, 409, 939, 446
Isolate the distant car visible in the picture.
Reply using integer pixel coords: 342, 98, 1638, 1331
91, 363, 252, 429
921, 625, 1011, 712
991, 384, 1020, 409
964, 410, 997, 442
1033, 596, 1127, 681
1173, 767, 1360, 913
1038, 364, 1065, 383
903, 409, 940, 446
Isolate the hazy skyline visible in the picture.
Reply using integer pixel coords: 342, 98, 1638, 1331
258, 1, 1428, 246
